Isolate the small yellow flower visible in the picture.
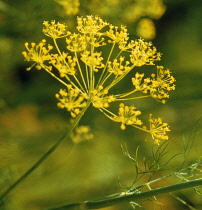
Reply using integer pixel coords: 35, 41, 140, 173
113, 103, 142, 130
22, 39, 53, 70
132, 73, 151, 93
43, 20, 70, 39
149, 114, 170, 144
81, 51, 105, 71
107, 57, 131, 75
130, 39, 161, 66
77, 15, 108, 34
105, 25, 129, 50
90, 86, 116, 108
131, 66, 175, 103
50, 52, 77, 76
66, 33, 87, 52
149, 66, 176, 102
55, 85, 87, 118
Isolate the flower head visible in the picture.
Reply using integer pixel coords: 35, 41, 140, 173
81, 51, 105, 71
130, 39, 161, 66
132, 73, 150, 93
132, 66, 176, 103
149, 114, 170, 145
22, 39, 53, 70
107, 57, 131, 75
90, 86, 116, 108
77, 15, 108, 34
23, 15, 175, 144
150, 66, 176, 102
50, 52, 77, 76
43, 20, 70, 39
105, 25, 129, 50
55, 85, 87, 118
66, 33, 87, 52
113, 103, 142, 130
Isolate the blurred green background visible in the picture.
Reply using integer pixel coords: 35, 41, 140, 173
0, 0, 201, 209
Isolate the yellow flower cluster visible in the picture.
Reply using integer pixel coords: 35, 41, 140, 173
50, 52, 77, 76
22, 15, 175, 144
77, 16, 108, 34
43, 20, 70, 39
22, 40, 53, 70
129, 39, 161, 66
90, 86, 116, 108
112, 103, 142, 130
55, 85, 86, 118
107, 56, 131, 76
132, 66, 176, 103
149, 114, 170, 145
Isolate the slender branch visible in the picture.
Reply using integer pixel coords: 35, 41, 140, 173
0, 101, 91, 201
44, 178, 202, 210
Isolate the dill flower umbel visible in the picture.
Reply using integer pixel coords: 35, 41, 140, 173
22, 15, 175, 144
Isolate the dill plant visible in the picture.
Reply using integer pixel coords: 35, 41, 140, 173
0, 15, 201, 210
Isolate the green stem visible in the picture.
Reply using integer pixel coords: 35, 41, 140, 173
0, 101, 91, 201
44, 178, 202, 210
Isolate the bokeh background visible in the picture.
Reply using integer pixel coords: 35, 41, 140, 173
0, 0, 201, 209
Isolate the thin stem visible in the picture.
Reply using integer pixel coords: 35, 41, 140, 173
96, 42, 116, 88
169, 192, 197, 210
74, 51, 88, 92
99, 72, 113, 87
115, 95, 150, 101
42, 64, 68, 87
89, 41, 95, 92
105, 68, 130, 91
115, 88, 138, 98
64, 75, 82, 91
53, 39, 62, 56
0, 100, 91, 201
44, 178, 202, 210
105, 62, 137, 91
129, 173, 174, 192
